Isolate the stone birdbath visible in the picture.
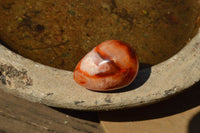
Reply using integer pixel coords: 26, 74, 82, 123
0, 0, 200, 111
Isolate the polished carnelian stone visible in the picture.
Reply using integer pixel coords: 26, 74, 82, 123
74, 40, 139, 91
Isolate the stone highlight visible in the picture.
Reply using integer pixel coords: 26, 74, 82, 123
74, 40, 139, 91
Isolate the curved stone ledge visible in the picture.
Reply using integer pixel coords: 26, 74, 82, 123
0, 29, 200, 111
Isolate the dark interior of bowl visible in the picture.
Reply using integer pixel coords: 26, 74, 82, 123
0, 0, 200, 71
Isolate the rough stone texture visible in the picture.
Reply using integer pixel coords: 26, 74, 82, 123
0, 29, 200, 111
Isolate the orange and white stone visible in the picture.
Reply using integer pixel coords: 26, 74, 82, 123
74, 40, 139, 91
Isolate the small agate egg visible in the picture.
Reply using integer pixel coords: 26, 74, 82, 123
74, 40, 139, 91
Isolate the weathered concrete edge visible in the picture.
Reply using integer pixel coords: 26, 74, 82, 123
0, 29, 199, 111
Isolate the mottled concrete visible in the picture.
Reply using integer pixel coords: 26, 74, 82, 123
0, 29, 200, 111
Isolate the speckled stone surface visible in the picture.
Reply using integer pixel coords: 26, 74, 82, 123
0, 29, 200, 111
